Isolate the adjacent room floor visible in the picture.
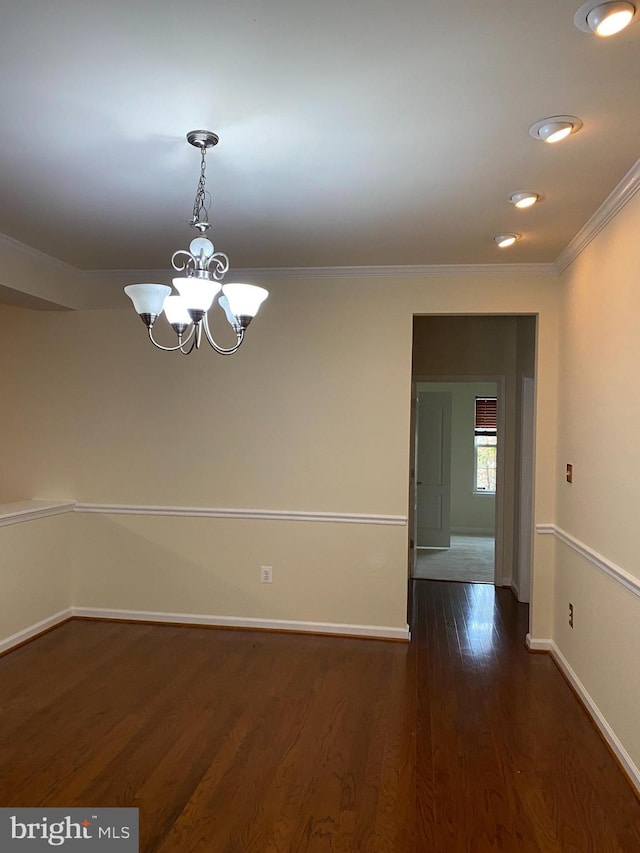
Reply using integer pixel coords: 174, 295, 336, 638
414, 533, 495, 583
1, 582, 639, 851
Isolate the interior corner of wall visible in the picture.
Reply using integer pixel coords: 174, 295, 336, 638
530, 528, 556, 640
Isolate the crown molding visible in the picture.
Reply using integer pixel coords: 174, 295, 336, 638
4, 161, 640, 286
555, 158, 640, 275
84, 262, 558, 283
0, 231, 81, 276
204, 263, 559, 279
0, 229, 561, 284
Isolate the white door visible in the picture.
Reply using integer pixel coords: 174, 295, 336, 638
416, 391, 452, 548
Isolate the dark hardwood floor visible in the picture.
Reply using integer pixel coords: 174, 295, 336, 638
1, 581, 639, 851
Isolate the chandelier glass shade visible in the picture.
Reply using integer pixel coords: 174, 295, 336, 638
124, 131, 268, 356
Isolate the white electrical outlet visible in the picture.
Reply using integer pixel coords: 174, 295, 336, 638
260, 565, 273, 584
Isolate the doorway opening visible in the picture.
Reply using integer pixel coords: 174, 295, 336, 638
413, 380, 499, 584
408, 315, 537, 612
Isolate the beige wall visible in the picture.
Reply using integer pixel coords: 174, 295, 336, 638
0, 238, 90, 310
71, 513, 408, 629
555, 188, 640, 774
0, 306, 38, 503
557, 192, 640, 567
0, 513, 71, 642
0, 271, 560, 639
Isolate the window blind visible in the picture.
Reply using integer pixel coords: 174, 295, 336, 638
475, 397, 497, 433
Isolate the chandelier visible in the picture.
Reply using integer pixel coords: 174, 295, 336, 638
124, 130, 268, 355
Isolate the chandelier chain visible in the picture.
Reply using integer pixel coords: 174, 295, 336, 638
191, 147, 210, 227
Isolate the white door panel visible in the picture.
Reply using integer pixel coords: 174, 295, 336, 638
416, 391, 452, 548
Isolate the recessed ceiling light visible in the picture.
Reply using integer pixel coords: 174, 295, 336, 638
507, 191, 540, 209
529, 116, 583, 144
574, 1, 636, 36
494, 234, 521, 248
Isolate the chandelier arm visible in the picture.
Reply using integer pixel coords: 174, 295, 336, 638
171, 250, 196, 272
147, 325, 195, 352
208, 251, 230, 281
180, 336, 198, 355
202, 313, 245, 354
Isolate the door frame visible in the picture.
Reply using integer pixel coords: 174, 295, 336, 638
410, 375, 506, 586
516, 374, 535, 603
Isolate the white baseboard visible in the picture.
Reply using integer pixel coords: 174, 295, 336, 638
0, 608, 72, 655
451, 527, 494, 536
525, 633, 552, 651
527, 636, 640, 795
0, 606, 410, 656
71, 607, 411, 641
511, 580, 530, 603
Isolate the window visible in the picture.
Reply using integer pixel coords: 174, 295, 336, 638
474, 397, 497, 493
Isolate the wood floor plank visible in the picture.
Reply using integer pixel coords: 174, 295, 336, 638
1, 581, 639, 851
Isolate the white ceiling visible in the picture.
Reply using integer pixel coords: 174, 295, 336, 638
0, 0, 639, 271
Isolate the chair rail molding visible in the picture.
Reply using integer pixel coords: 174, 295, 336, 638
74, 503, 407, 526
536, 523, 640, 598
0, 500, 75, 528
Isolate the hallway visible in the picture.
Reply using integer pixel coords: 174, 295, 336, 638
411, 580, 640, 850
414, 534, 495, 583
